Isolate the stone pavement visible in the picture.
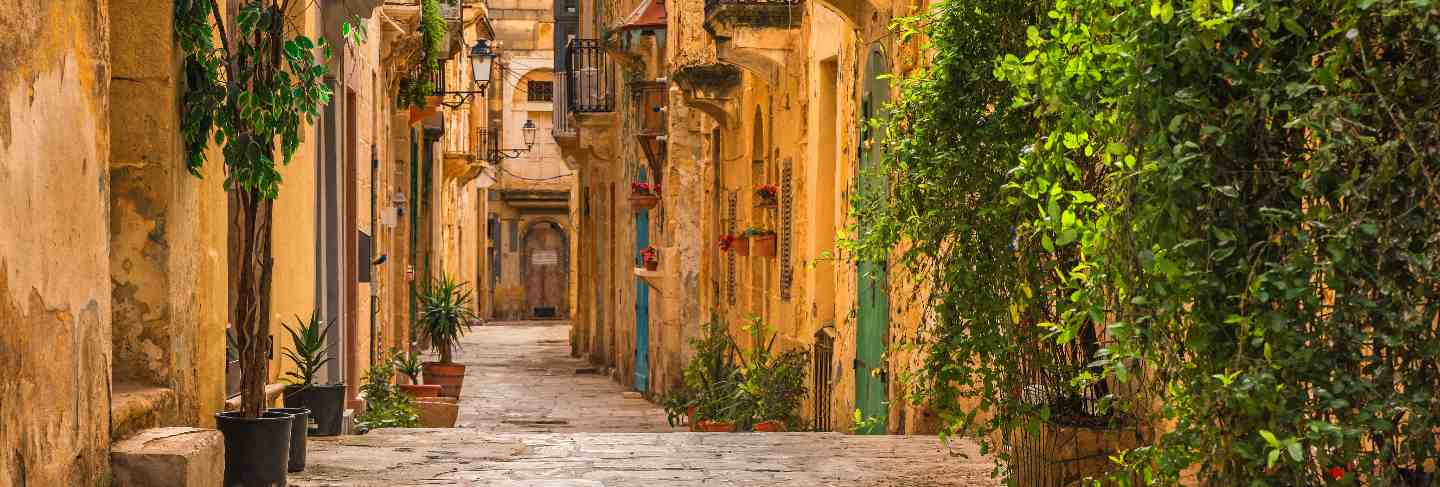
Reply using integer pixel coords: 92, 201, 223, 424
291, 321, 999, 486
453, 321, 679, 433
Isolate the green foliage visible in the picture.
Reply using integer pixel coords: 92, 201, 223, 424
663, 319, 740, 425
662, 318, 809, 431
397, 0, 447, 108
356, 350, 421, 432
417, 274, 478, 363
280, 311, 333, 386
393, 349, 425, 384
856, 0, 1440, 484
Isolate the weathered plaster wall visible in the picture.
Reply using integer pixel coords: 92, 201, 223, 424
0, 1, 114, 485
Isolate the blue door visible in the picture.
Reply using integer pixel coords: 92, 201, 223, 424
633, 173, 651, 392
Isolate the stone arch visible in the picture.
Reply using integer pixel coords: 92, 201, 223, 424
519, 218, 570, 319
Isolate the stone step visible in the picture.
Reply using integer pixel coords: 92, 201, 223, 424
110, 427, 224, 487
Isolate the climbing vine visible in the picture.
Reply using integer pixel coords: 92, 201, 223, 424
397, 0, 447, 108
854, 0, 1440, 484
174, 0, 357, 418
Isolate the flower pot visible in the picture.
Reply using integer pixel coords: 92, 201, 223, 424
732, 237, 750, 256
216, 410, 292, 486
644, 260, 659, 271
753, 420, 785, 432
696, 420, 735, 433
283, 383, 346, 437
398, 383, 443, 398
751, 235, 777, 257
416, 396, 460, 428
630, 193, 660, 210
269, 407, 310, 472
422, 362, 467, 398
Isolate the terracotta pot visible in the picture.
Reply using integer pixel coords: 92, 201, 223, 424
753, 420, 785, 432
644, 260, 659, 271
398, 383, 443, 398
696, 420, 735, 433
421, 362, 467, 398
751, 234, 777, 257
416, 397, 459, 428
732, 237, 750, 256
630, 194, 660, 210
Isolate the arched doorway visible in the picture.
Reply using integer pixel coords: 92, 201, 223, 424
521, 220, 570, 319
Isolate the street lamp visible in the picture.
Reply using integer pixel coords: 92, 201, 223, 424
488, 120, 539, 164
436, 40, 496, 109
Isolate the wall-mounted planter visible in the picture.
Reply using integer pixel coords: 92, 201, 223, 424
750, 234, 777, 257
732, 237, 751, 256
630, 193, 660, 210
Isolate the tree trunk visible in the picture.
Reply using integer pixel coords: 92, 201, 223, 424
231, 185, 276, 419
440, 342, 453, 364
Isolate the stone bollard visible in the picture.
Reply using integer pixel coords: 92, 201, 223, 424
110, 427, 224, 487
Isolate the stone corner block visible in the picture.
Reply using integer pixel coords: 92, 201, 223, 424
111, 427, 224, 487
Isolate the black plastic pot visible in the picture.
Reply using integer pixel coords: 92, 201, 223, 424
268, 407, 310, 472
283, 384, 345, 436
215, 410, 292, 487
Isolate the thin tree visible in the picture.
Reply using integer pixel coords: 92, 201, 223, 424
174, 0, 362, 418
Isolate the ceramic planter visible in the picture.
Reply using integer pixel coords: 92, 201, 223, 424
268, 407, 310, 472
398, 383, 443, 398
630, 193, 660, 210
422, 362, 467, 398
283, 383, 346, 436
644, 260, 659, 271
416, 396, 460, 428
732, 237, 751, 256
216, 410, 292, 486
695, 420, 736, 433
751, 234, 777, 257
753, 420, 785, 432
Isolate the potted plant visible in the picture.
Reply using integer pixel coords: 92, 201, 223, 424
394, 350, 442, 398
177, 3, 359, 484
418, 274, 479, 397
630, 182, 661, 209
355, 350, 421, 432
667, 319, 742, 432
754, 184, 779, 207
280, 312, 347, 436
733, 317, 809, 432
743, 227, 777, 257
640, 245, 660, 271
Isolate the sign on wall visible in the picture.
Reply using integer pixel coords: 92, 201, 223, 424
532, 250, 559, 266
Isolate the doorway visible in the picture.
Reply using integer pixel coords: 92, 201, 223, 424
521, 220, 570, 319
633, 168, 652, 392
855, 46, 891, 434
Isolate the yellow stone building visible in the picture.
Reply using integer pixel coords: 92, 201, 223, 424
555, 0, 935, 433
1, 1, 498, 483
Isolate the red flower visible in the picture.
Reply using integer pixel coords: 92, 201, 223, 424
1327, 466, 1344, 481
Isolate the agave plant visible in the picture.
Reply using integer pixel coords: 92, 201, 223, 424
417, 274, 478, 363
393, 349, 424, 384
281, 311, 333, 386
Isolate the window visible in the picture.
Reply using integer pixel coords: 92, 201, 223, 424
527, 80, 554, 102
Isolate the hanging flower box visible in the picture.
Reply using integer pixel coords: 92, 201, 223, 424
641, 246, 659, 271
731, 235, 751, 256
743, 228, 777, 257
718, 235, 738, 253
630, 182, 660, 210
754, 184, 779, 208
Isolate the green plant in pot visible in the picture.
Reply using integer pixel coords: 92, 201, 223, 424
393, 349, 441, 398
176, 1, 364, 484
417, 274, 478, 397
732, 317, 809, 432
355, 349, 421, 432
280, 311, 347, 437
669, 319, 742, 432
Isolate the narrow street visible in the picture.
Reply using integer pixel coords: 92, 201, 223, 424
292, 322, 998, 486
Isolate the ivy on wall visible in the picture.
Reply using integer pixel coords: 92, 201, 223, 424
850, 0, 1440, 484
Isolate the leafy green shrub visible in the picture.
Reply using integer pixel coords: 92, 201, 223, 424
662, 319, 740, 426
857, 0, 1440, 484
280, 311, 333, 386
355, 350, 420, 432
662, 318, 809, 431
417, 274, 478, 364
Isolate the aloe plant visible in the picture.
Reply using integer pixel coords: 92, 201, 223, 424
281, 311, 333, 386
393, 349, 424, 384
417, 274, 478, 363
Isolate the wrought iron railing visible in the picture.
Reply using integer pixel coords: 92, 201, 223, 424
566, 39, 614, 113
552, 71, 576, 137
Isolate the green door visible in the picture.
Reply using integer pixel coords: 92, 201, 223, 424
855, 47, 890, 435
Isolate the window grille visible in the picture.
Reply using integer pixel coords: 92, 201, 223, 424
528, 80, 554, 102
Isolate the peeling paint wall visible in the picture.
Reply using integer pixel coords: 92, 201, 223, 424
0, 1, 114, 485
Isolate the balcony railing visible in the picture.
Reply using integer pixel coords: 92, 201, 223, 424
703, 0, 803, 27
553, 71, 576, 137
566, 39, 614, 113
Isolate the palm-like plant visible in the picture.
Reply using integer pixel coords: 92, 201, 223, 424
281, 311, 333, 386
393, 349, 424, 384
417, 274, 478, 364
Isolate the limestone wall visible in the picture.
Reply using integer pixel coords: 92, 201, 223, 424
0, 1, 114, 484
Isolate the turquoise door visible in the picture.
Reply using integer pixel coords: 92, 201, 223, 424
633, 172, 651, 392
855, 47, 890, 434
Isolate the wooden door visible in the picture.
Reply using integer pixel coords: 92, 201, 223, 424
522, 221, 569, 318
855, 46, 891, 434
